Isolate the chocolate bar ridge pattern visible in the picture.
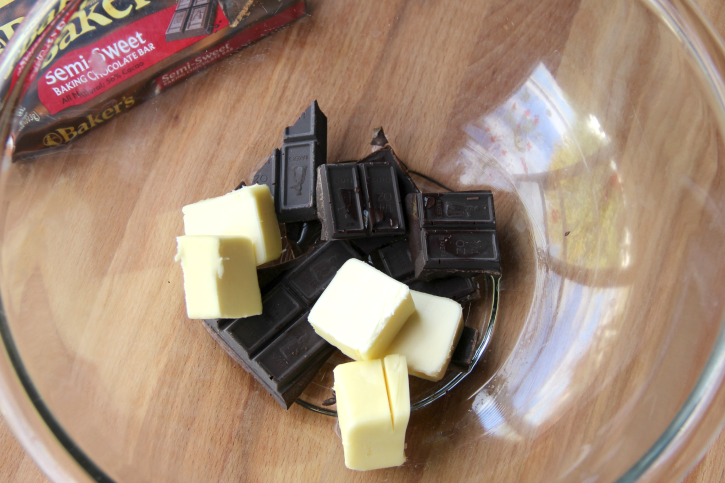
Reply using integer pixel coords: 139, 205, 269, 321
207, 241, 360, 408
358, 162, 406, 236
252, 149, 280, 207
407, 192, 501, 281
316, 164, 366, 240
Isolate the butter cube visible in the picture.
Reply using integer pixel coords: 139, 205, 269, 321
385, 291, 464, 381
182, 184, 282, 265
382, 354, 410, 434
309, 259, 415, 361
334, 355, 410, 471
175, 235, 262, 319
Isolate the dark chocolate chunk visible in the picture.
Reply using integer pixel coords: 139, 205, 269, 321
408, 276, 479, 303
256, 257, 303, 291
316, 164, 366, 239
207, 240, 358, 409
284, 100, 328, 148
371, 126, 389, 147
204, 318, 232, 332
359, 163, 406, 236
358, 146, 419, 197
285, 220, 323, 257
285, 240, 361, 304
254, 313, 333, 388
253, 149, 279, 202
277, 102, 328, 222
349, 235, 403, 256
221, 285, 304, 356
378, 240, 415, 282
448, 327, 479, 373
407, 193, 501, 281
203, 317, 333, 410
278, 141, 323, 222
416, 192, 495, 229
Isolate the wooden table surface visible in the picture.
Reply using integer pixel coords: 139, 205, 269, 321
3, 0, 725, 481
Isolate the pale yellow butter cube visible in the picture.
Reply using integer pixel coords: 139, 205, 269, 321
182, 184, 282, 265
382, 354, 410, 435
385, 291, 464, 381
175, 235, 262, 319
309, 259, 415, 361
334, 355, 410, 471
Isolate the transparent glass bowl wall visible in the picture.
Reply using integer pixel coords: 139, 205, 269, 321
2, 0, 725, 482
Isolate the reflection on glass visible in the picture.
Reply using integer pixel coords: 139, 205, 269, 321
461, 62, 635, 438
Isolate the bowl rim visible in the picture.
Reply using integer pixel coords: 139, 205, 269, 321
1, 0, 725, 482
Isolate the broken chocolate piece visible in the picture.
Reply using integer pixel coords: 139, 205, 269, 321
278, 101, 328, 222
284, 240, 361, 304
358, 146, 419, 197
286, 220, 323, 256
222, 284, 305, 356
254, 313, 333, 387
256, 257, 303, 291
407, 276, 479, 303
316, 164, 366, 239
208, 241, 360, 409
284, 100, 328, 147
349, 235, 403, 256
377, 240, 415, 282
407, 192, 501, 281
358, 163, 406, 236
253, 149, 279, 202
371, 126, 389, 147
417, 192, 495, 229
448, 327, 479, 373
204, 316, 333, 409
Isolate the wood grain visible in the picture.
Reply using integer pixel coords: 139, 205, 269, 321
2, 0, 725, 482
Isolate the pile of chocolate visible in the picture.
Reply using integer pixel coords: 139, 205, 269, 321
204, 101, 501, 409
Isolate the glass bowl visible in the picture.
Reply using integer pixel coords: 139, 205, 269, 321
2, 0, 725, 481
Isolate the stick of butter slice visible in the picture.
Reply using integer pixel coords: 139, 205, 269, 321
175, 235, 262, 319
334, 354, 410, 471
385, 290, 464, 381
309, 259, 415, 361
182, 184, 282, 265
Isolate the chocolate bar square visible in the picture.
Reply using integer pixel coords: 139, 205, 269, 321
278, 102, 328, 222
417, 192, 495, 229
221, 284, 305, 356
316, 164, 366, 240
378, 240, 415, 282
358, 146, 419, 197
359, 163, 406, 236
254, 313, 333, 388
407, 192, 501, 280
279, 141, 323, 222
448, 326, 479, 373
284, 240, 361, 304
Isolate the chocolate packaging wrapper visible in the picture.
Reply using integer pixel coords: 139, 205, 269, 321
3, 0, 306, 160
